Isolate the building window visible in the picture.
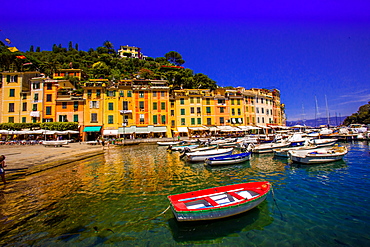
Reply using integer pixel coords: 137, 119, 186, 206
231, 99, 234, 105
153, 115, 158, 124
197, 118, 201, 125
22, 93, 27, 100
161, 102, 166, 110
262, 108, 264, 114
108, 115, 114, 124
22, 117, 26, 123
123, 101, 128, 110
62, 102, 67, 109
22, 102, 27, 111
33, 104, 38, 111
108, 102, 114, 110
46, 106, 51, 115
207, 118, 211, 125
107, 90, 115, 97
220, 117, 224, 124
161, 115, 166, 124
206, 99, 210, 105
46, 94, 52, 102
190, 107, 195, 114
96, 89, 101, 97
47, 83, 52, 90
153, 91, 157, 97
139, 91, 144, 98
161, 91, 165, 97
34, 93, 39, 102
87, 90, 92, 97
139, 101, 144, 110
153, 102, 158, 110
6, 75, 18, 82
139, 114, 144, 124
74, 101, 78, 111
190, 98, 194, 104
59, 115, 67, 122
180, 109, 185, 115
238, 108, 241, 115
91, 113, 98, 123
181, 118, 186, 125
127, 91, 132, 97
119, 90, 124, 97
197, 107, 201, 114
206, 107, 211, 114
231, 108, 235, 115
237, 99, 241, 105
220, 107, 225, 113
171, 120, 175, 127
180, 98, 185, 105
90, 101, 99, 109
170, 110, 174, 116
8, 117, 14, 123
197, 98, 201, 104
8, 103, 14, 112
9, 89, 15, 97
73, 114, 78, 122
191, 118, 195, 125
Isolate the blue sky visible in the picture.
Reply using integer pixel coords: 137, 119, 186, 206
1, 0, 370, 121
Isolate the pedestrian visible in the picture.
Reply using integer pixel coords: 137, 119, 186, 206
0, 155, 7, 185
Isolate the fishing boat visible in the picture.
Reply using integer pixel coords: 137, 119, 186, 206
185, 148, 233, 162
248, 141, 291, 154
167, 181, 270, 221
288, 146, 348, 164
205, 152, 251, 166
157, 141, 182, 146
42, 140, 69, 147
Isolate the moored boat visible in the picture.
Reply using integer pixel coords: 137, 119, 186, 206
273, 144, 317, 158
167, 181, 270, 221
205, 152, 251, 166
248, 141, 291, 154
308, 138, 337, 147
171, 144, 199, 151
157, 141, 182, 146
185, 148, 233, 162
288, 145, 348, 164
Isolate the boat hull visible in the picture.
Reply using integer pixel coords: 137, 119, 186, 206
168, 181, 270, 221
289, 146, 348, 164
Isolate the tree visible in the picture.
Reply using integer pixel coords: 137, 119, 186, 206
343, 102, 370, 125
75, 43, 79, 51
69, 41, 73, 51
165, 51, 185, 66
29, 45, 34, 52
36, 47, 41, 52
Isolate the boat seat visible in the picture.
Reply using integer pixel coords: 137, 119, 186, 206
204, 197, 219, 206
227, 191, 245, 200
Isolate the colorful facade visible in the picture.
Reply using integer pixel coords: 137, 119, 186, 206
0, 71, 286, 140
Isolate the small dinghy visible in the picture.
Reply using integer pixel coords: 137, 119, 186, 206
205, 152, 251, 166
288, 145, 348, 164
168, 181, 270, 221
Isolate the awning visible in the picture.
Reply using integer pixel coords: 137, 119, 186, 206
83, 126, 102, 132
103, 129, 118, 136
188, 127, 208, 131
118, 126, 135, 134
135, 127, 150, 134
177, 127, 188, 133
151, 126, 167, 133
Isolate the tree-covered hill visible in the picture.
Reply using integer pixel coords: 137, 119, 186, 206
343, 101, 370, 125
0, 41, 217, 90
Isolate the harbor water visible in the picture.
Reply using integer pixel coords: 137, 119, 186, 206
0, 141, 369, 246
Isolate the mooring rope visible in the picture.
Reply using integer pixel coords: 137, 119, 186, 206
271, 184, 285, 221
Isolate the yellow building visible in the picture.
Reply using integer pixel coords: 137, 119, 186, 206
53, 69, 83, 80
117, 45, 142, 59
1, 71, 40, 123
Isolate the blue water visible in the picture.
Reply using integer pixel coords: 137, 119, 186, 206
0, 141, 369, 246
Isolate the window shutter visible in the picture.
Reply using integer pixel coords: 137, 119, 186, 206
96, 101, 99, 108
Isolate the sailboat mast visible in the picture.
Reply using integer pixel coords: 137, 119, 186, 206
325, 95, 330, 126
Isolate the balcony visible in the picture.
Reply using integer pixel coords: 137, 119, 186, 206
119, 110, 132, 114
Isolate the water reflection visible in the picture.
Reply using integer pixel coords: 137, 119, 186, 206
169, 201, 273, 243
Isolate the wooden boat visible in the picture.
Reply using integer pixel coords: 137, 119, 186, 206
185, 148, 233, 162
205, 152, 251, 166
248, 141, 290, 154
288, 146, 348, 164
308, 138, 337, 147
168, 181, 270, 221
183, 145, 217, 153
157, 141, 182, 146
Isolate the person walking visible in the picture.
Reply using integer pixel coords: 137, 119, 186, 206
0, 155, 7, 185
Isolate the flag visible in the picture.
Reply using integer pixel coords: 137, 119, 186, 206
7, 47, 19, 52
5, 38, 11, 44
16, 55, 26, 59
